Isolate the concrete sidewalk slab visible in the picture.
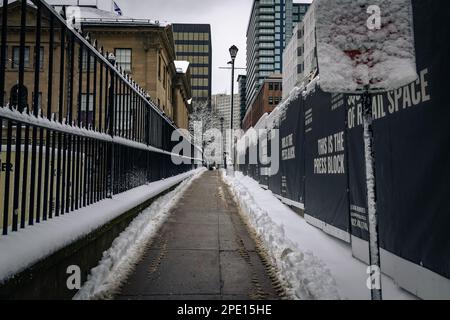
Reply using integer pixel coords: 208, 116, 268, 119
116, 171, 280, 300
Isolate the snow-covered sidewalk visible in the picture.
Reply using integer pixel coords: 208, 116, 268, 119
223, 172, 416, 300
0, 168, 204, 285
74, 168, 206, 300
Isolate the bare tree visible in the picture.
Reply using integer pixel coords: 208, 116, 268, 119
189, 101, 222, 165
188, 101, 221, 135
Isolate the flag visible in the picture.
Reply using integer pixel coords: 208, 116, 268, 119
113, 1, 123, 16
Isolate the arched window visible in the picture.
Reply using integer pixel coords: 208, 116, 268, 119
10, 84, 28, 111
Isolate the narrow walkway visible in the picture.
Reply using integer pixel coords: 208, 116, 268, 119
117, 171, 280, 300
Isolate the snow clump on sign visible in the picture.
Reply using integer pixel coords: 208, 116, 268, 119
315, 0, 417, 92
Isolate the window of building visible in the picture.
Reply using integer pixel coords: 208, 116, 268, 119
82, 50, 95, 71
34, 47, 44, 70
158, 55, 162, 80
269, 83, 274, 91
32, 92, 42, 109
12, 46, 30, 69
275, 97, 281, 105
268, 96, 274, 105
10, 84, 28, 110
163, 65, 167, 88
115, 48, 132, 72
81, 94, 94, 112
80, 93, 94, 126
3, 45, 7, 66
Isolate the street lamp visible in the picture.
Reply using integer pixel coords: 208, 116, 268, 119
220, 117, 225, 169
229, 45, 238, 131
228, 45, 238, 174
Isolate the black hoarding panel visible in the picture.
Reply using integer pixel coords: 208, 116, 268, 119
304, 88, 349, 234
379, 0, 450, 279
346, 95, 369, 242
259, 134, 269, 187
268, 130, 282, 196
347, 0, 450, 279
279, 96, 305, 204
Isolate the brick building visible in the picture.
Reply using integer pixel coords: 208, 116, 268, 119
242, 73, 282, 131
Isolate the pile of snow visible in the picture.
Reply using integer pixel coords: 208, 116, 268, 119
315, 0, 417, 92
223, 172, 340, 300
223, 172, 416, 300
0, 169, 204, 285
74, 168, 205, 300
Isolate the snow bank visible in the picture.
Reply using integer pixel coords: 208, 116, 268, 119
315, 0, 417, 92
223, 172, 340, 300
224, 172, 416, 300
74, 168, 205, 300
0, 169, 204, 285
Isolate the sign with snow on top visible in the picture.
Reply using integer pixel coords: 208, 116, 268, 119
315, 0, 417, 93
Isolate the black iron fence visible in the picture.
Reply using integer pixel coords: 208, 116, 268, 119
0, 0, 199, 236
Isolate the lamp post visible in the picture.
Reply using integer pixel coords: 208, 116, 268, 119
228, 45, 238, 175
220, 117, 225, 169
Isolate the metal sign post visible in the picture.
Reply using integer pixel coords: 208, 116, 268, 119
362, 88, 382, 300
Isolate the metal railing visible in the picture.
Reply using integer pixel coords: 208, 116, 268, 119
0, 0, 199, 236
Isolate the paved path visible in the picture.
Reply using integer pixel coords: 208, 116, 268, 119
117, 171, 281, 300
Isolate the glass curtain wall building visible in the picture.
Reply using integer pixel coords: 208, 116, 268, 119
245, 0, 309, 111
172, 24, 212, 106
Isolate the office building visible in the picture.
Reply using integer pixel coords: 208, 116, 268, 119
237, 75, 247, 126
211, 93, 241, 131
282, 22, 304, 99
282, 2, 317, 99
172, 24, 212, 106
245, 0, 310, 122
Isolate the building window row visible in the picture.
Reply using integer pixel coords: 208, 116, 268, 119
268, 82, 282, 91
192, 78, 209, 87
173, 32, 210, 41
259, 22, 275, 27
259, 49, 274, 56
5, 46, 44, 71
259, 35, 274, 41
192, 89, 209, 98
259, 7, 274, 13
190, 66, 209, 75
175, 44, 209, 53
268, 96, 282, 106
177, 55, 209, 64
